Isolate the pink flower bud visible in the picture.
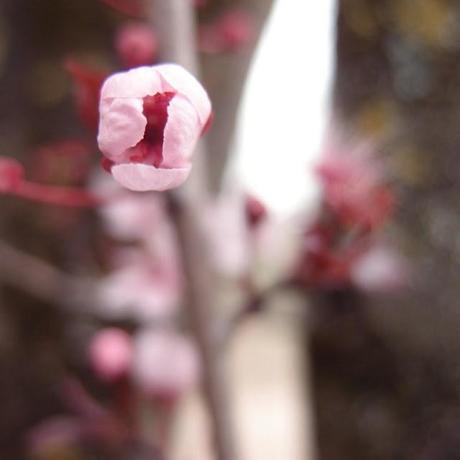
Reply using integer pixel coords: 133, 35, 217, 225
97, 64, 212, 191
89, 328, 133, 382
132, 329, 200, 401
115, 23, 158, 68
0, 157, 24, 192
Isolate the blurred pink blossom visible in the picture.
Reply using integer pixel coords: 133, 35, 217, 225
199, 9, 254, 54
97, 64, 212, 191
89, 328, 133, 382
0, 157, 24, 192
97, 250, 181, 321
351, 246, 409, 292
115, 22, 158, 68
316, 144, 394, 231
132, 329, 200, 401
295, 222, 366, 288
100, 191, 169, 241
245, 194, 267, 229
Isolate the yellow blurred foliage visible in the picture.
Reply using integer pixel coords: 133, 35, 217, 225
392, 0, 455, 48
355, 98, 399, 140
344, 0, 379, 39
390, 144, 431, 185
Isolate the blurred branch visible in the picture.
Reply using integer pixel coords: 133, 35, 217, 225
219, 278, 299, 348
0, 239, 94, 309
146, 1, 235, 460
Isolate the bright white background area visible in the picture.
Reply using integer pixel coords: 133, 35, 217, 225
232, 0, 337, 218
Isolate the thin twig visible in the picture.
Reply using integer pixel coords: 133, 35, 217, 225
218, 278, 298, 348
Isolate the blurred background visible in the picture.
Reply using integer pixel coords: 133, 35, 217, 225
1, 0, 460, 459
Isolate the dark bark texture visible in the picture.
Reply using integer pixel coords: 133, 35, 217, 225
310, 1, 460, 458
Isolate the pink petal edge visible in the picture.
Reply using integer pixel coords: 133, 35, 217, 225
98, 98, 146, 159
162, 94, 201, 167
100, 66, 163, 99
155, 63, 212, 125
111, 163, 191, 192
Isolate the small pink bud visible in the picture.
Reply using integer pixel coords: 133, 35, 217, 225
89, 328, 133, 382
115, 22, 158, 68
97, 64, 212, 191
0, 157, 25, 192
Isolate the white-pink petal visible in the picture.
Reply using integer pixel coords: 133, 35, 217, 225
100, 66, 163, 99
156, 63, 212, 125
162, 94, 201, 167
97, 98, 146, 160
111, 162, 191, 191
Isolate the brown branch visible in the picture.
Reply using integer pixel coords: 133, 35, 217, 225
0, 239, 94, 310
145, 1, 235, 459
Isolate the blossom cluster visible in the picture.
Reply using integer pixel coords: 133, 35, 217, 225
294, 141, 407, 292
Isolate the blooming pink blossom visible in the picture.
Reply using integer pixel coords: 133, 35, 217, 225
97, 64, 212, 191
89, 328, 133, 382
115, 22, 158, 68
132, 329, 200, 401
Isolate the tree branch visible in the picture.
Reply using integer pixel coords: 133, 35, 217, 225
145, 1, 235, 459
0, 239, 94, 309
